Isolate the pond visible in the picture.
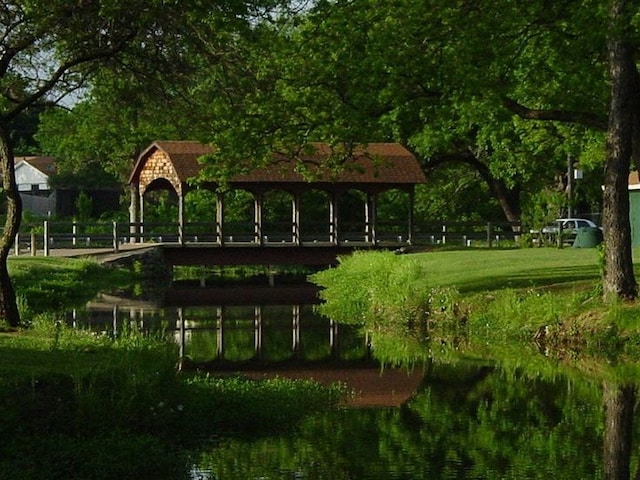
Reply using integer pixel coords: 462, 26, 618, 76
66, 281, 640, 480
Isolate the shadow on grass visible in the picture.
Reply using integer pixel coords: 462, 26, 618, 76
457, 264, 601, 293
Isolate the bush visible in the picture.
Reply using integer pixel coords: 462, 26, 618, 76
311, 251, 459, 331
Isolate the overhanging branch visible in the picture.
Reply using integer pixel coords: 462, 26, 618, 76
503, 96, 607, 131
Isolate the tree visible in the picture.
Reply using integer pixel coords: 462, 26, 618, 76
0, 0, 270, 326
199, 0, 607, 225
197, 0, 640, 300
600, 0, 639, 299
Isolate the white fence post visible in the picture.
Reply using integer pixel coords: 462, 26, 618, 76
43, 220, 50, 257
113, 221, 119, 253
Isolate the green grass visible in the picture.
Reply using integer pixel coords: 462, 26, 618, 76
312, 247, 640, 364
411, 247, 602, 292
9, 256, 133, 317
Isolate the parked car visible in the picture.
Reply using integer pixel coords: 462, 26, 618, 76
541, 218, 600, 235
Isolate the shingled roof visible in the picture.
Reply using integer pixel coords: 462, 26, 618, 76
15, 156, 56, 176
129, 140, 426, 189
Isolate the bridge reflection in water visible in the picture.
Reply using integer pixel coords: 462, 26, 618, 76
172, 303, 370, 364
68, 285, 425, 407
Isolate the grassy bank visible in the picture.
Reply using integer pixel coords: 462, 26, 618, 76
9, 256, 133, 320
312, 247, 640, 363
2, 257, 345, 479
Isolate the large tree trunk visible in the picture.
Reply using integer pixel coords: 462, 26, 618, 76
427, 151, 522, 223
486, 176, 520, 224
603, 382, 635, 480
602, 0, 638, 300
0, 124, 22, 327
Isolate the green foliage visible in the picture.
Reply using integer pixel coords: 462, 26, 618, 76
463, 289, 582, 343
192, 0, 609, 224
313, 251, 435, 326
521, 188, 568, 231
74, 191, 93, 222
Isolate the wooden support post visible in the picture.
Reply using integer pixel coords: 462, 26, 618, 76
216, 192, 224, 246
329, 191, 339, 245
254, 193, 263, 245
292, 305, 301, 355
365, 192, 378, 245
139, 192, 145, 243
408, 189, 415, 245
216, 306, 224, 359
292, 192, 301, 245
178, 308, 185, 361
254, 306, 263, 359
129, 185, 139, 244
178, 193, 185, 246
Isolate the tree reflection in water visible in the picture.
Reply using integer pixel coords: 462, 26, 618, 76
70, 287, 640, 479
603, 382, 635, 480
194, 357, 640, 479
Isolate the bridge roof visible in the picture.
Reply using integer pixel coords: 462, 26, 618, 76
129, 140, 425, 191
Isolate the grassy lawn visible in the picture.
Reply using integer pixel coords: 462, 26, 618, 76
411, 247, 603, 293
9, 256, 133, 315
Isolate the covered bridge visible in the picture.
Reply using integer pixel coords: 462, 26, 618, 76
128, 141, 426, 247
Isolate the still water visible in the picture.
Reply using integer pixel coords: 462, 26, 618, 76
67, 283, 639, 480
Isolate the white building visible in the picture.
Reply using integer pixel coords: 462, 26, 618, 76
15, 156, 56, 193
15, 156, 57, 215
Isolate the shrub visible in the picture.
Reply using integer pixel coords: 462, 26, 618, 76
311, 251, 459, 332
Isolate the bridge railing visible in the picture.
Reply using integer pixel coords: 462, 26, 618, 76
9, 219, 523, 256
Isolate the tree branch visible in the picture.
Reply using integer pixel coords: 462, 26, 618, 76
502, 96, 608, 131
2, 31, 138, 122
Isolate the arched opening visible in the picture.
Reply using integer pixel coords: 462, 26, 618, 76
143, 189, 179, 223
141, 179, 180, 241
263, 189, 294, 243
221, 189, 255, 243
376, 188, 412, 242
300, 189, 331, 242
339, 189, 367, 242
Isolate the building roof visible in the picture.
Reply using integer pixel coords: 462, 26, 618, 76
629, 171, 640, 190
129, 140, 426, 187
15, 156, 56, 176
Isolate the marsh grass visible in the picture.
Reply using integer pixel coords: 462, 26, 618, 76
312, 250, 458, 328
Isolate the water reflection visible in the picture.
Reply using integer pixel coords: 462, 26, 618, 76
67, 285, 425, 408
67, 284, 640, 479
69, 293, 367, 364
194, 362, 610, 479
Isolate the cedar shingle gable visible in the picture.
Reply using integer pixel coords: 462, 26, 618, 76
129, 141, 425, 193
